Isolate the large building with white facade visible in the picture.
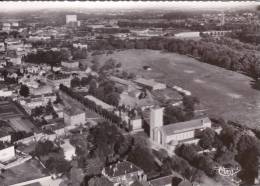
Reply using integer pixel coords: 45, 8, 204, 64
46, 73, 71, 89
64, 108, 86, 126
150, 107, 211, 152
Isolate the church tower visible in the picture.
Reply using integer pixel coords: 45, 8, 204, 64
150, 107, 164, 144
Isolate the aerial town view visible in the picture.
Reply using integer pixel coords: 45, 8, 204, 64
0, 1, 260, 186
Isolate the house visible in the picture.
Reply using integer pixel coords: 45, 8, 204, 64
64, 108, 86, 126
46, 73, 71, 89
134, 78, 166, 91
150, 107, 211, 152
102, 161, 147, 186
30, 85, 53, 96
130, 118, 143, 132
73, 43, 88, 49
61, 60, 79, 69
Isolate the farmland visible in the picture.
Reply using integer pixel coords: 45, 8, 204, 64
88, 49, 260, 129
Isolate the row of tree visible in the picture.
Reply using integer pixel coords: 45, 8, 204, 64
59, 84, 122, 126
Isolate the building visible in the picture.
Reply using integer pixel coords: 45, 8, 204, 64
64, 108, 86, 126
85, 95, 114, 111
19, 93, 56, 114
73, 43, 88, 49
102, 161, 147, 186
110, 76, 141, 92
0, 88, 13, 97
66, 15, 77, 24
130, 118, 143, 132
0, 146, 15, 163
2, 23, 11, 32
150, 107, 211, 152
61, 60, 79, 69
134, 78, 166, 91
47, 73, 71, 89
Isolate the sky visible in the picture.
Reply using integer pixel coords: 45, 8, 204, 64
0, 1, 259, 12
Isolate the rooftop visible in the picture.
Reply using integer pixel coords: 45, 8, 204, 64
104, 161, 142, 178
110, 76, 136, 87
149, 175, 176, 186
64, 107, 85, 116
134, 78, 165, 87
47, 73, 70, 80
162, 117, 210, 136
85, 95, 114, 110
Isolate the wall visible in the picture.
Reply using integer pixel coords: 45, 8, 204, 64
165, 130, 195, 144
9, 175, 53, 186
0, 146, 15, 162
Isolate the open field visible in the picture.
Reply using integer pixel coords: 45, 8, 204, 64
0, 101, 24, 119
89, 49, 260, 129
0, 159, 48, 185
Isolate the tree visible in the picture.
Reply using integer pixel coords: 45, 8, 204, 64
88, 176, 113, 186
45, 156, 71, 174
199, 128, 216, 149
60, 48, 72, 61
71, 77, 81, 88
19, 84, 30, 97
69, 166, 84, 186
81, 77, 90, 87
88, 79, 98, 95
106, 92, 120, 107
33, 140, 61, 157
31, 106, 45, 117
183, 95, 199, 114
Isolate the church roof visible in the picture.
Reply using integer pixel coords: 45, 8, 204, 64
162, 117, 210, 136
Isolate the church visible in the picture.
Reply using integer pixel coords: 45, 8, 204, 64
149, 107, 211, 152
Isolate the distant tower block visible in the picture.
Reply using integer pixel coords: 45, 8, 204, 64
221, 12, 225, 26
66, 15, 77, 24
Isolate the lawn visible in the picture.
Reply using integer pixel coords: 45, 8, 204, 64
87, 49, 260, 129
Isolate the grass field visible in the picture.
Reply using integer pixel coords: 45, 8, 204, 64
88, 49, 260, 129
0, 159, 48, 185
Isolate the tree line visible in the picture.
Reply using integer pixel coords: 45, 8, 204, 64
89, 36, 260, 79
59, 84, 124, 128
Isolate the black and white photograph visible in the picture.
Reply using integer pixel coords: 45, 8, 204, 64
0, 1, 259, 186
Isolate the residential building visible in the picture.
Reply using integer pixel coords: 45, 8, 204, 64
46, 73, 71, 89
134, 78, 166, 91
150, 107, 211, 152
61, 60, 79, 69
64, 108, 86, 126
102, 161, 147, 186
